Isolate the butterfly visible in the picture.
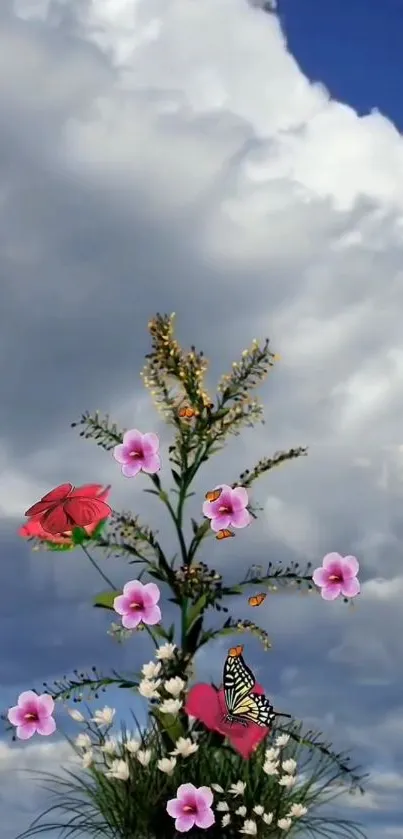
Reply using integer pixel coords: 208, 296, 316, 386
216, 528, 235, 540
222, 646, 276, 728
205, 488, 222, 503
248, 593, 267, 608
178, 405, 198, 419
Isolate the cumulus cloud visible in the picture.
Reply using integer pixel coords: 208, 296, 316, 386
2, 0, 403, 835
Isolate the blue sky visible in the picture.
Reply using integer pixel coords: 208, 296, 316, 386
281, 0, 403, 129
2, 1, 403, 838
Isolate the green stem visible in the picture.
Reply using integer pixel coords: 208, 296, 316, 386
80, 544, 116, 590
141, 622, 159, 648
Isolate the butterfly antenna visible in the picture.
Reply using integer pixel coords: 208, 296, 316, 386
274, 712, 292, 719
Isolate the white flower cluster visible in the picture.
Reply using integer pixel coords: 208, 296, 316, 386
211, 735, 308, 834
67, 643, 200, 780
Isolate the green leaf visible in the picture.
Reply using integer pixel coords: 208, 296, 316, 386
143, 489, 161, 497
171, 469, 182, 487
152, 708, 184, 745
151, 474, 161, 490
93, 590, 121, 610
185, 594, 209, 634
71, 527, 90, 545
152, 625, 171, 641
90, 519, 108, 540
191, 518, 199, 536
45, 542, 75, 552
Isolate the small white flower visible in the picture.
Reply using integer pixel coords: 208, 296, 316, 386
141, 660, 162, 680
137, 749, 152, 767
155, 642, 176, 660
235, 806, 247, 817
67, 708, 85, 722
211, 784, 225, 793
139, 679, 161, 699
164, 677, 186, 697
263, 760, 279, 776
265, 746, 280, 761
125, 738, 141, 754
170, 737, 198, 758
282, 758, 297, 774
222, 814, 231, 827
82, 750, 93, 769
101, 738, 119, 755
91, 707, 115, 726
277, 817, 292, 830
253, 805, 264, 816
279, 775, 296, 789
240, 819, 257, 835
275, 734, 290, 748
288, 803, 307, 818
216, 802, 230, 812
75, 733, 92, 750
157, 757, 177, 774
159, 698, 182, 715
229, 781, 246, 797
263, 812, 273, 825
105, 759, 130, 781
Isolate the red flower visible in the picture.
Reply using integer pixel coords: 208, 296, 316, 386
24, 483, 112, 537
184, 682, 270, 759
20, 486, 111, 545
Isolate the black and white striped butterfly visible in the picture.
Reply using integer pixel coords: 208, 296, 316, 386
222, 646, 276, 728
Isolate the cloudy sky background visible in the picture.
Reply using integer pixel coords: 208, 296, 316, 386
1, 0, 403, 836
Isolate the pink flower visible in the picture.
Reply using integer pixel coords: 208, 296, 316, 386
113, 580, 161, 629
202, 484, 251, 532
19, 486, 111, 546
184, 683, 269, 759
113, 430, 160, 477
166, 783, 215, 832
7, 691, 56, 740
24, 483, 111, 536
312, 553, 360, 601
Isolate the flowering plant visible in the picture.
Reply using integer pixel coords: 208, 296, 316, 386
7, 314, 366, 839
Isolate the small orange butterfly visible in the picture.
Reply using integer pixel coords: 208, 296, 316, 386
205, 488, 222, 503
216, 529, 235, 540
178, 406, 198, 419
228, 645, 244, 657
248, 592, 267, 608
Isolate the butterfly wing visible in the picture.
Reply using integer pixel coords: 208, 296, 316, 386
232, 693, 276, 727
223, 652, 255, 715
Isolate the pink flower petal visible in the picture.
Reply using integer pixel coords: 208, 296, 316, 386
142, 604, 162, 625
141, 433, 160, 455
195, 787, 214, 809
142, 582, 161, 605
36, 716, 56, 736
213, 487, 233, 509
122, 429, 143, 449
340, 555, 359, 579
113, 444, 128, 464
176, 784, 198, 803
175, 815, 195, 832
18, 691, 39, 707
202, 500, 214, 519
185, 684, 222, 731
113, 595, 130, 615
230, 508, 251, 529
122, 612, 143, 629
37, 694, 54, 717
322, 553, 343, 572
210, 514, 231, 532
121, 461, 143, 478
16, 722, 37, 740
122, 580, 144, 598
141, 454, 161, 474
7, 706, 24, 726
312, 567, 329, 587
321, 583, 342, 601
230, 487, 249, 511
341, 577, 360, 598
166, 799, 183, 818
195, 808, 215, 829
